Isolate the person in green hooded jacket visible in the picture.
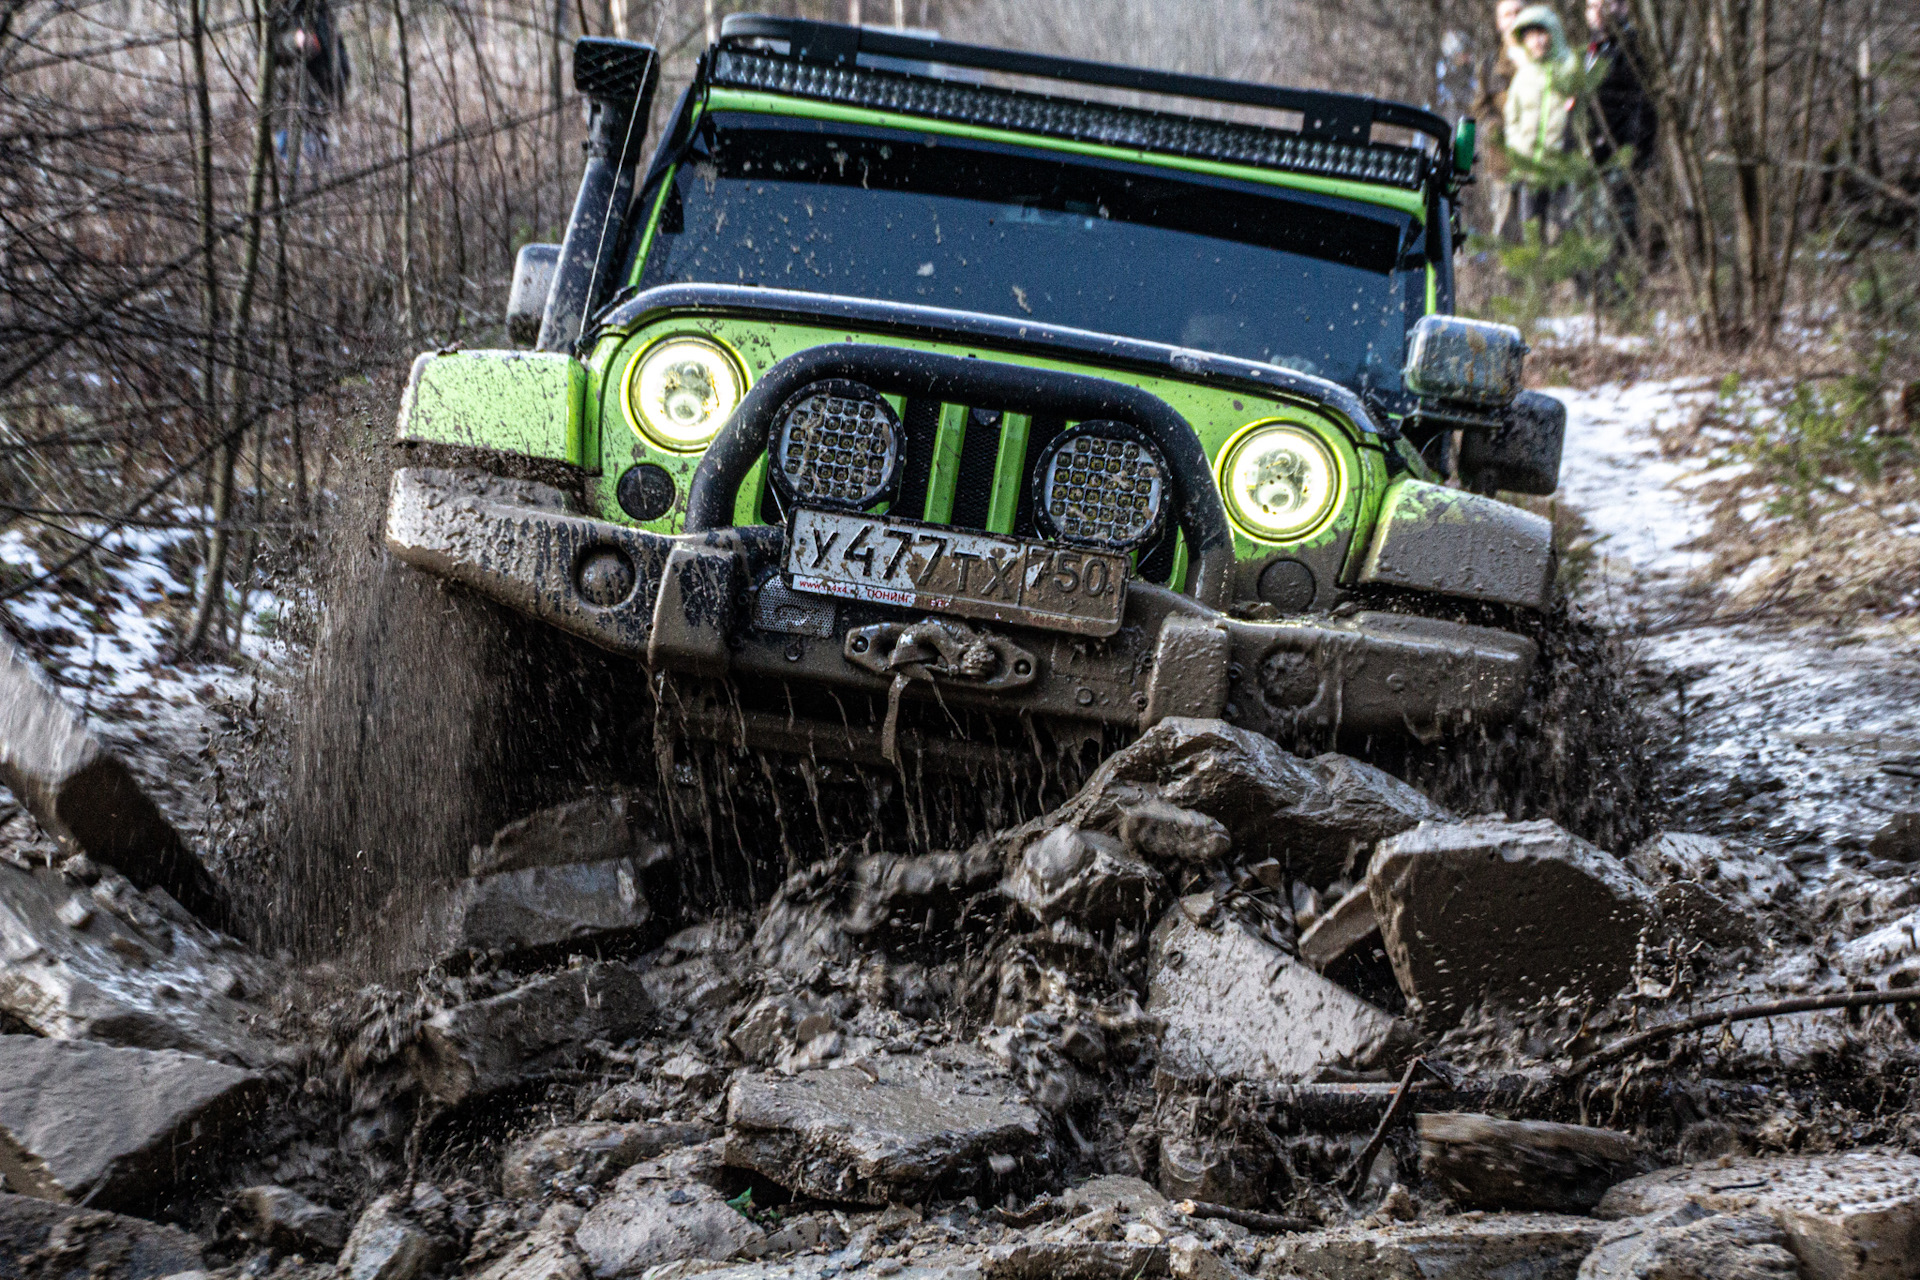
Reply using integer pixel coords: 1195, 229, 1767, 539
1502, 4, 1579, 239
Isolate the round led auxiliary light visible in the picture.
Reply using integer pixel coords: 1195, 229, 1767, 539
1217, 421, 1344, 542
626, 336, 744, 452
1033, 423, 1169, 552
770, 379, 903, 510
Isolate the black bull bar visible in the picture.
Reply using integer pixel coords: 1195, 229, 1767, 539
385, 347, 1535, 753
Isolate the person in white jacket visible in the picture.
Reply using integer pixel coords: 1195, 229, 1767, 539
1503, 4, 1579, 239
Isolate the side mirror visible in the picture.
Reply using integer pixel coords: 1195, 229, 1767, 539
1403, 315, 1528, 415
507, 244, 560, 348
1460, 390, 1565, 495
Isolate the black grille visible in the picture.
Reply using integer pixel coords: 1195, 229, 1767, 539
948, 411, 1001, 530
1011, 415, 1066, 539
895, 398, 940, 520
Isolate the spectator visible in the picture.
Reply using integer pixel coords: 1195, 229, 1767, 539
1474, 0, 1526, 239
1585, 0, 1658, 252
1503, 4, 1578, 241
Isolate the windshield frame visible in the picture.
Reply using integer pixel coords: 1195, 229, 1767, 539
626, 99, 1435, 407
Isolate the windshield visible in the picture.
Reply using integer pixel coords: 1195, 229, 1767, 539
633, 112, 1428, 397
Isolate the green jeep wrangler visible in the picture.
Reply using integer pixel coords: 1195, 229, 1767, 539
385, 17, 1566, 772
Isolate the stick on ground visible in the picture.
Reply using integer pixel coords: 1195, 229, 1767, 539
1562, 987, 1920, 1079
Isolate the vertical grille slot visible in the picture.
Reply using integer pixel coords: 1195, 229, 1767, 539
948, 410, 1001, 530
895, 398, 940, 520
1012, 415, 1067, 538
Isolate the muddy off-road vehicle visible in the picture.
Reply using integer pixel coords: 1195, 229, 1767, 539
384, 18, 1567, 771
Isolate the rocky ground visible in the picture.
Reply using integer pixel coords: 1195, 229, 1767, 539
1, 375, 1918, 1280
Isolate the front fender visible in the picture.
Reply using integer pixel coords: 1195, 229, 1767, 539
1356, 479, 1554, 610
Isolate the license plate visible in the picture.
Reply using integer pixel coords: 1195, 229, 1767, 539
786, 508, 1127, 638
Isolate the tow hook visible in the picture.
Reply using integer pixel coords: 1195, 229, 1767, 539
844, 620, 1039, 763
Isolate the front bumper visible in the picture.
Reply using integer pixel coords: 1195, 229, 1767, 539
385, 467, 1536, 751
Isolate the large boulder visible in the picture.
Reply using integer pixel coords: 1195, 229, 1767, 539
0, 861, 281, 1065
1368, 819, 1662, 1024
1264, 1214, 1605, 1280
0, 1192, 205, 1280
0, 634, 223, 923
1417, 1113, 1652, 1213
1597, 1150, 1920, 1280
1147, 901, 1407, 1083
724, 1046, 1046, 1205
0, 1035, 265, 1211
409, 962, 653, 1107
1579, 1203, 1800, 1280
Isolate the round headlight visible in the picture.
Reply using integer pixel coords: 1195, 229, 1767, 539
625, 336, 744, 452
1217, 422, 1344, 542
1033, 423, 1168, 551
769, 379, 902, 510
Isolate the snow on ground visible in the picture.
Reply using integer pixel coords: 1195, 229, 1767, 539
0, 520, 281, 836
1554, 378, 1920, 869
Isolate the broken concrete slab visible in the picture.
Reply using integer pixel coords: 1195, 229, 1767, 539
1416, 1113, 1652, 1213
724, 1046, 1047, 1206
0, 1035, 265, 1211
0, 633, 224, 924
396, 857, 654, 972
233, 1184, 348, 1255
1596, 1149, 1920, 1280
500, 1120, 715, 1198
1297, 883, 1379, 973
1146, 903, 1406, 1083
1369, 819, 1662, 1024
0, 861, 280, 1065
409, 962, 653, 1107
1006, 828, 1165, 929
1262, 1214, 1605, 1280
0, 1192, 205, 1280
573, 1175, 765, 1278
1578, 1202, 1799, 1280
473, 789, 662, 877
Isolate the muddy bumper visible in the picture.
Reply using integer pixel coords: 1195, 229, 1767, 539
385, 467, 1536, 746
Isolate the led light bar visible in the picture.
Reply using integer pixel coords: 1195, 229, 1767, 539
711, 50, 1433, 191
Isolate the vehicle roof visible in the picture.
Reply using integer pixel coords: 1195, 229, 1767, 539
711, 15, 1454, 197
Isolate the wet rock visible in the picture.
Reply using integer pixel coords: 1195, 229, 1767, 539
0, 1035, 265, 1211
410, 962, 652, 1107
1869, 812, 1920, 863
637, 954, 747, 1040
500, 1121, 715, 1199
233, 1184, 347, 1254
1156, 1132, 1267, 1209
1170, 1235, 1244, 1280
0, 861, 279, 1065
1653, 880, 1759, 948
397, 858, 654, 973
0, 1192, 205, 1280
1261, 1214, 1605, 1280
1006, 828, 1164, 928
1118, 799, 1232, 865
842, 847, 1003, 938
1597, 1149, 1920, 1280
0, 633, 223, 923
986, 1240, 1169, 1280
1369, 819, 1662, 1024
1578, 1202, 1799, 1280
1838, 909, 1920, 981
1297, 884, 1379, 973
573, 1175, 765, 1278
339, 1192, 454, 1280
473, 789, 662, 877
1062, 1175, 1173, 1218
1289, 754, 1453, 885
1627, 833, 1794, 916
724, 1046, 1047, 1205
1147, 902, 1407, 1083
1416, 1113, 1652, 1213
473, 1230, 588, 1280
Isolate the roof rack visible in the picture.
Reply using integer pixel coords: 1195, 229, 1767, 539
714, 16, 1452, 186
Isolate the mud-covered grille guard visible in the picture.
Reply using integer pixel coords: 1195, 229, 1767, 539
385, 456, 1538, 752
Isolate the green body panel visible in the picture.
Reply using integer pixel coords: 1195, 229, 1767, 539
586, 313, 1383, 583
924, 403, 968, 524
396, 350, 586, 465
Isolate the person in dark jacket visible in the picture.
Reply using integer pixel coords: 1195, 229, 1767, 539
1585, 0, 1657, 253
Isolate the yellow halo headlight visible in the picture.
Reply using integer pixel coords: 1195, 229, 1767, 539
1217, 421, 1344, 542
624, 336, 744, 452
